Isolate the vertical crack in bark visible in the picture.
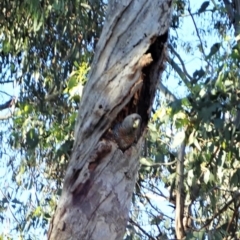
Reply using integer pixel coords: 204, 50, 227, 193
137, 32, 168, 125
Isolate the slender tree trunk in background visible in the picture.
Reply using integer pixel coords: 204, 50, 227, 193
223, 0, 240, 129
47, 1, 173, 239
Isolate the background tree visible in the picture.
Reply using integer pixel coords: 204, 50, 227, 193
1, 0, 240, 239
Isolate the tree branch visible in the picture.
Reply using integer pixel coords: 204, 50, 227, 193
0, 80, 14, 84
0, 97, 16, 120
175, 140, 186, 239
157, 81, 177, 102
0, 90, 13, 97
0, 98, 15, 111
198, 192, 240, 230
168, 44, 194, 83
129, 218, 156, 240
187, 6, 207, 59
166, 56, 191, 88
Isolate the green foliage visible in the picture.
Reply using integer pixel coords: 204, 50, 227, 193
64, 62, 90, 101
0, 0, 105, 238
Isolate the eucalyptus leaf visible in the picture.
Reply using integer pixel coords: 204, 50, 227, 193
172, 131, 185, 148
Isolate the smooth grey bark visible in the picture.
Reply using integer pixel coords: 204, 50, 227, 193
48, 1, 173, 239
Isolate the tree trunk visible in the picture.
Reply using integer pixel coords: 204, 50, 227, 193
47, 1, 173, 239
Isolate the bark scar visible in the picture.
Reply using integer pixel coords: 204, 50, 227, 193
70, 140, 112, 193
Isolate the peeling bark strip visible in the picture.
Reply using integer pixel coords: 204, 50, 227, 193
48, 1, 173, 239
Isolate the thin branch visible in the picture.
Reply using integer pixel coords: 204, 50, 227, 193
0, 80, 14, 84
129, 218, 156, 240
157, 81, 177, 102
187, 7, 207, 58
142, 185, 168, 202
141, 158, 177, 167
0, 90, 13, 97
166, 56, 191, 88
0, 97, 16, 120
0, 98, 15, 111
0, 189, 22, 227
226, 202, 238, 235
145, 203, 163, 235
44, 83, 63, 101
168, 44, 194, 83
145, 195, 174, 221
199, 192, 240, 230
160, 159, 177, 166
